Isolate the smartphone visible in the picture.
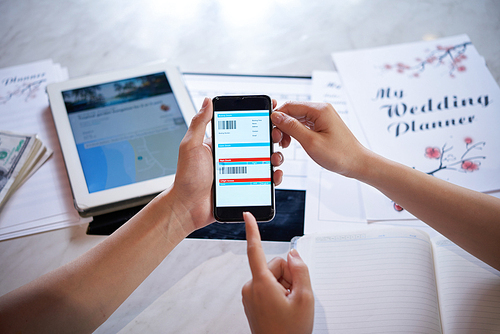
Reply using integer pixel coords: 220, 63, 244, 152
212, 95, 275, 222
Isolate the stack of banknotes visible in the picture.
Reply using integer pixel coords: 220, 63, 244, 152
0, 131, 52, 208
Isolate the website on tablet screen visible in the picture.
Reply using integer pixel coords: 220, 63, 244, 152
63, 73, 187, 193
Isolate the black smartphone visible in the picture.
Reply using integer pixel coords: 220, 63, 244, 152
212, 95, 275, 222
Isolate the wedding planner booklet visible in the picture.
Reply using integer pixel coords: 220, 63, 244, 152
292, 227, 500, 333
332, 35, 500, 221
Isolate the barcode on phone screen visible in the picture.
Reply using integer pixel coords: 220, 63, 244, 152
218, 120, 236, 130
219, 166, 247, 174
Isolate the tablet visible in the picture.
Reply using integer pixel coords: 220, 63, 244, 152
47, 63, 196, 217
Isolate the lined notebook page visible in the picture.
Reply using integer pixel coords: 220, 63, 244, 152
432, 237, 500, 333
297, 228, 442, 334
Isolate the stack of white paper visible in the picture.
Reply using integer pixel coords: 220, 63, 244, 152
0, 60, 90, 241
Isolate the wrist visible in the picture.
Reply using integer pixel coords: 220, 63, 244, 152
350, 148, 389, 185
343, 146, 376, 181
354, 149, 414, 193
151, 189, 197, 241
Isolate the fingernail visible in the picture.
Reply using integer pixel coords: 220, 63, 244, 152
200, 97, 209, 110
289, 248, 301, 259
272, 111, 284, 124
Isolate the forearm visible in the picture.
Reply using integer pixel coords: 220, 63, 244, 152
357, 150, 500, 270
0, 189, 191, 334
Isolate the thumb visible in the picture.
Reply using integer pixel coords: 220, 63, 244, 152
185, 97, 212, 144
287, 249, 312, 292
271, 111, 312, 147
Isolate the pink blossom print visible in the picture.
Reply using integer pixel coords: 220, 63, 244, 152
425, 147, 441, 159
425, 137, 485, 176
381, 41, 471, 78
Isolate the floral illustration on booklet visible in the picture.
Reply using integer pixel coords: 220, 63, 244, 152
382, 41, 471, 78
424, 136, 485, 175
393, 136, 485, 212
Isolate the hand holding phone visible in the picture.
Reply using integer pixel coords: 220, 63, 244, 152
212, 95, 275, 222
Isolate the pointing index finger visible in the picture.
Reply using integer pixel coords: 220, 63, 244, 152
244, 212, 269, 278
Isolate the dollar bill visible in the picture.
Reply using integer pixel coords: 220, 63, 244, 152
0, 131, 52, 207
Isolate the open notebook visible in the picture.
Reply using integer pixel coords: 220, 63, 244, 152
292, 227, 500, 333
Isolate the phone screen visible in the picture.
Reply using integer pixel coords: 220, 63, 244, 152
212, 95, 275, 222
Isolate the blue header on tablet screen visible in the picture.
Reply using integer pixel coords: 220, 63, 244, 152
62, 72, 173, 113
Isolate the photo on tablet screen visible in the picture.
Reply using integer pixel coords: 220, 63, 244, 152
62, 72, 187, 193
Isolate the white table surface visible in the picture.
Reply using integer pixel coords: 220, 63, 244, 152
1, 0, 499, 332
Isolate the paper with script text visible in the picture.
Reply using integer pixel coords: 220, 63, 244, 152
333, 35, 500, 220
0, 60, 90, 241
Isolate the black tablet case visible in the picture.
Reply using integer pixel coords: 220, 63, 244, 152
87, 189, 305, 241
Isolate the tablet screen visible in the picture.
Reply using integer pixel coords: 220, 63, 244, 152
62, 72, 187, 193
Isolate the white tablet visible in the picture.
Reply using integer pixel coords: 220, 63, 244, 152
47, 63, 196, 217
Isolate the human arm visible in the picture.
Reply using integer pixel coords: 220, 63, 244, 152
272, 101, 500, 271
0, 97, 215, 334
0, 97, 284, 334
242, 212, 314, 334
